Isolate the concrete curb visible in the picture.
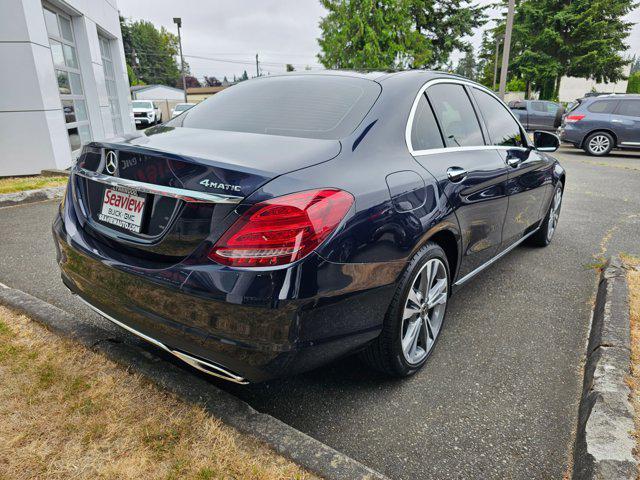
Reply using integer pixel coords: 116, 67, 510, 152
573, 257, 637, 479
0, 284, 388, 480
0, 186, 66, 208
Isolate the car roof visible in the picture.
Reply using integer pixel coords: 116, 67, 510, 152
254, 69, 471, 83
582, 94, 640, 101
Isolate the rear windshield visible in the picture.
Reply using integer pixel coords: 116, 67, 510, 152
174, 104, 192, 111
167, 75, 381, 140
133, 101, 153, 109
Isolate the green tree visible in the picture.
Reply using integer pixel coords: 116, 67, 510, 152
286, 63, 295, 72
317, 0, 484, 70
627, 72, 640, 93
120, 16, 185, 86
481, 0, 634, 99
454, 50, 476, 79
409, 0, 486, 68
318, 0, 431, 70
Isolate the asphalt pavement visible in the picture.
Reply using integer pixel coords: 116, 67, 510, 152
1, 146, 638, 479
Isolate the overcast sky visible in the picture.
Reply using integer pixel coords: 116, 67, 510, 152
118, 0, 640, 81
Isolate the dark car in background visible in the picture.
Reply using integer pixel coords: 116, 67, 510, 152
508, 99, 564, 131
559, 94, 640, 156
53, 71, 565, 384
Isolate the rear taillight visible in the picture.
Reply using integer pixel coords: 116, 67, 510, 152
565, 114, 585, 123
209, 189, 354, 267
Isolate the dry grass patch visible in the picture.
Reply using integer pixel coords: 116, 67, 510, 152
0, 306, 316, 480
0, 176, 67, 194
623, 254, 640, 473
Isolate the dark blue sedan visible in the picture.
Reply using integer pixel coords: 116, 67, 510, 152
53, 71, 565, 383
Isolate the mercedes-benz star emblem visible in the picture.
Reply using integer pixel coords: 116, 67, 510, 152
105, 150, 118, 175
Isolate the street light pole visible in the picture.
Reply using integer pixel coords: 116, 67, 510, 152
492, 38, 500, 91
498, 0, 515, 99
173, 17, 187, 103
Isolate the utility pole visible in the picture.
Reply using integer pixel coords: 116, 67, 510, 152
498, 0, 515, 99
255, 53, 259, 77
492, 38, 500, 91
173, 17, 187, 102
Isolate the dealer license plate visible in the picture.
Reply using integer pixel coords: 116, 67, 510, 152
98, 187, 146, 233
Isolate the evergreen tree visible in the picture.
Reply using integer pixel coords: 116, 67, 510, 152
480, 0, 634, 99
120, 16, 185, 86
409, 0, 486, 68
318, 0, 430, 70
454, 50, 476, 79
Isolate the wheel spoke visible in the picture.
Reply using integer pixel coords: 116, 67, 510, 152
419, 264, 430, 296
403, 302, 420, 320
402, 319, 421, 357
427, 279, 447, 308
407, 288, 422, 309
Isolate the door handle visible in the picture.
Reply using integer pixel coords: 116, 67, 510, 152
506, 157, 521, 167
447, 166, 467, 182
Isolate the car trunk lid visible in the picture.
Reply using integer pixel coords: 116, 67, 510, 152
71, 128, 341, 264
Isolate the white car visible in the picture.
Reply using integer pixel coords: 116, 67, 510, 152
171, 103, 195, 118
132, 100, 162, 127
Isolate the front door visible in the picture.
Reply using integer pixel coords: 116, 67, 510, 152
470, 87, 551, 248
411, 82, 510, 279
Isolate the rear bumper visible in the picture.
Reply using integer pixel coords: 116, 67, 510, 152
53, 198, 399, 382
558, 124, 584, 146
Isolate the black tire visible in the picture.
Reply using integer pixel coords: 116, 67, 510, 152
583, 131, 614, 156
528, 182, 563, 247
361, 242, 450, 377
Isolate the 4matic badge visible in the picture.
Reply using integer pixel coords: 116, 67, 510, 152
199, 179, 241, 192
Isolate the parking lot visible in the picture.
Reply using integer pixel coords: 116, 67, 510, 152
1, 146, 638, 479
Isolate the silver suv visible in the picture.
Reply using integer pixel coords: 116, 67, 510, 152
559, 94, 640, 156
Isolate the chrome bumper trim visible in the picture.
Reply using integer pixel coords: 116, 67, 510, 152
73, 166, 243, 204
76, 296, 249, 384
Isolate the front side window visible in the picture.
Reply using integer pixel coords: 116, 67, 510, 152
410, 94, 444, 151
99, 35, 122, 135
426, 83, 484, 147
169, 75, 381, 140
615, 100, 640, 117
531, 101, 546, 113
44, 4, 90, 152
472, 88, 524, 147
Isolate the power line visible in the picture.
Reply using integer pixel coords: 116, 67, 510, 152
125, 48, 322, 69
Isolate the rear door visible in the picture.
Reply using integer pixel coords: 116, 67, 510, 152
411, 82, 510, 279
612, 99, 640, 146
471, 87, 551, 248
530, 101, 555, 130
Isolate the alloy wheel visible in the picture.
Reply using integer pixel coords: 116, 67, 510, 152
588, 135, 610, 155
401, 258, 448, 365
547, 188, 562, 241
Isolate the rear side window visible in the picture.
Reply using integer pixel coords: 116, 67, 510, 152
410, 94, 444, 151
427, 84, 484, 147
615, 99, 640, 117
169, 75, 381, 140
587, 100, 618, 114
472, 88, 524, 147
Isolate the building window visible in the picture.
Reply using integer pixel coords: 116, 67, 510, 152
44, 4, 91, 153
99, 35, 123, 135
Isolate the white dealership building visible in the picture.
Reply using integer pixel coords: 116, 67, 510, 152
1, 0, 134, 176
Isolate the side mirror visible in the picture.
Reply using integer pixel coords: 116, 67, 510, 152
533, 131, 560, 152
